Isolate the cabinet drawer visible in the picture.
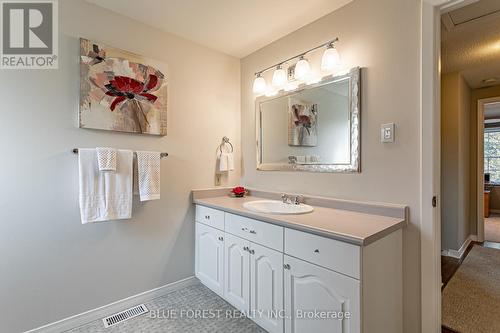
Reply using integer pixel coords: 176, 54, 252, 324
284, 228, 360, 279
225, 213, 283, 251
195, 205, 224, 230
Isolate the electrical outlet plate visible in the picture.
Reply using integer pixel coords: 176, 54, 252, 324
381, 123, 395, 143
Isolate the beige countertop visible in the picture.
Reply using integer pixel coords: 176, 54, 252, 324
193, 189, 407, 246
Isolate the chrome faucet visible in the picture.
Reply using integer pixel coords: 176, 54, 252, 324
293, 195, 303, 205
281, 193, 291, 204
281, 193, 303, 205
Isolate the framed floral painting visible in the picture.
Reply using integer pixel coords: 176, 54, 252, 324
79, 38, 168, 135
288, 97, 318, 146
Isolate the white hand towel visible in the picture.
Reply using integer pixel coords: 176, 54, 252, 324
136, 151, 161, 201
219, 153, 229, 172
96, 147, 117, 171
79, 149, 133, 224
227, 152, 235, 171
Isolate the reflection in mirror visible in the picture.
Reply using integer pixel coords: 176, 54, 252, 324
256, 67, 360, 172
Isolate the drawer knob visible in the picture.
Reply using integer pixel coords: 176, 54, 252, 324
314, 249, 320, 253
283, 264, 291, 270
218, 236, 224, 241
249, 249, 255, 255
242, 227, 248, 232
249, 230, 257, 234
205, 215, 210, 220
243, 246, 249, 251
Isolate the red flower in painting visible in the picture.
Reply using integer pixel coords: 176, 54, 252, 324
294, 115, 311, 127
104, 75, 159, 111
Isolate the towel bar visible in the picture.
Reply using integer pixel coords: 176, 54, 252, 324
72, 148, 168, 158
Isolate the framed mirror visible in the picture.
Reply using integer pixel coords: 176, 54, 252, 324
256, 67, 360, 172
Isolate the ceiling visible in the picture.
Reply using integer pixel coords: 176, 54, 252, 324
85, 0, 353, 58
441, 0, 500, 88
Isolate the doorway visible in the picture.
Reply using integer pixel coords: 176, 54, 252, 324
481, 97, 500, 244
421, 0, 500, 332
439, 0, 500, 332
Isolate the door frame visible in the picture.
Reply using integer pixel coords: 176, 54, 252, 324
477, 97, 500, 241
420, 0, 471, 332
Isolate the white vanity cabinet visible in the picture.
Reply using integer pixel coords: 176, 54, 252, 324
222, 232, 284, 333
250, 242, 284, 333
195, 222, 224, 297
194, 204, 403, 333
284, 255, 360, 333
224, 233, 250, 312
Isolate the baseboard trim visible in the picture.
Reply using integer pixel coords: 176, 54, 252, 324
441, 235, 477, 259
25, 276, 198, 333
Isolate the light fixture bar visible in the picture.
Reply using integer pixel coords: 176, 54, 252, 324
254, 38, 339, 76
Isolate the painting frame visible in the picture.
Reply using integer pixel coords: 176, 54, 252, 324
79, 38, 168, 136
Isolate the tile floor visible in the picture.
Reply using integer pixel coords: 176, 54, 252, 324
66, 283, 266, 333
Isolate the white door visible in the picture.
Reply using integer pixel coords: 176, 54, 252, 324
224, 233, 250, 312
250, 242, 284, 333
195, 222, 224, 296
284, 255, 360, 333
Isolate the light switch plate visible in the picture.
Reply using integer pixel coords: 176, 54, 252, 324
381, 123, 395, 143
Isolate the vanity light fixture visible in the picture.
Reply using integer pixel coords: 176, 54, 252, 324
272, 64, 287, 88
321, 42, 341, 71
294, 55, 311, 80
252, 37, 339, 95
252, 72, 267, 94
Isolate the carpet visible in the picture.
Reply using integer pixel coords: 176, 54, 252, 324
485, 215, 500, 243
442, 245, 500, 333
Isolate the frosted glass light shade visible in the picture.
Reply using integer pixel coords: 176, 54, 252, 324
272, 66, 287, 88
252, 75, 267, 94
321, 47, 341, 71
294, 57, 311, 80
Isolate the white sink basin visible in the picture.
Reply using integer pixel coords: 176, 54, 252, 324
243, 200, 314, 215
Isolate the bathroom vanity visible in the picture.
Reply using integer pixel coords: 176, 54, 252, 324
192, 189, 406, 333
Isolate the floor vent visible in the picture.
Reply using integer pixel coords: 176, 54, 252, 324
102, 304, 148, 328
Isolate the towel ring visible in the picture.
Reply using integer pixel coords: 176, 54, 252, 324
219, 136, 234, 154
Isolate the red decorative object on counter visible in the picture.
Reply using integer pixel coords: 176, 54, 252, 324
231, 186, 247, 198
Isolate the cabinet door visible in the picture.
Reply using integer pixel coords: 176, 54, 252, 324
224, 233, 250, 312
195, 222, 224, 297
250, 242, 284, 333
284, 255, 360, 333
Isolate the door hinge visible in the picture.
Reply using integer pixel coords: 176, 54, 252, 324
432, 196, 437, 208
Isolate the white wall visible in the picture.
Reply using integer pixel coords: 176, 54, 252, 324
0, 1, 240, 332
241, 0, 421, 331
441, 72, 472, 251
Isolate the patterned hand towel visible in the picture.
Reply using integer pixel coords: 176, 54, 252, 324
79, 149, 133, 223
96, 147, 117, 172
136, 151, 161, 201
